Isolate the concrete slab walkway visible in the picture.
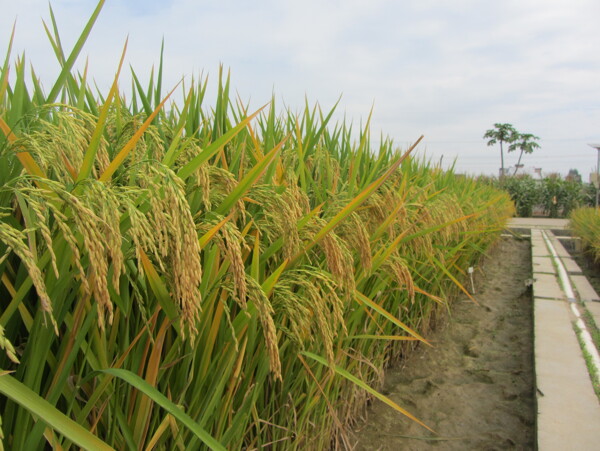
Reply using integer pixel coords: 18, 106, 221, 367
508, 218, 570, 230
507, 219, 600, 450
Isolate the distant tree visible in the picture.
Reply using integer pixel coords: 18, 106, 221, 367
509, 133, 540, 175
483, 123, 518, 179
566, 169, 582, 184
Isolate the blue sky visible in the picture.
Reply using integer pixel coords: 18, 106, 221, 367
2, 0, 600, 177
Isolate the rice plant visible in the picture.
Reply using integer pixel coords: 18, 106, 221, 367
570, 207, 600, 262
0, 2, 515, 449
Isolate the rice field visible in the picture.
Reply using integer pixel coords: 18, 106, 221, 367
0, 3, 515, 450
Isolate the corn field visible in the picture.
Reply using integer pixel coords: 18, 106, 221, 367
0, 2, 515, 449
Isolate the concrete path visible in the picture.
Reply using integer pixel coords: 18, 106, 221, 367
508, 218, 570, 230
507, 219, 600, 450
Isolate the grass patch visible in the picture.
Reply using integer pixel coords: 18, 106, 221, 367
573, 320, 600, 402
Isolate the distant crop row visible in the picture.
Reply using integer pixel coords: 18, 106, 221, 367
0, 2, 514, 449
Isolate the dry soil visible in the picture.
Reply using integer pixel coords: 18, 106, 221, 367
353, 237, 535, 450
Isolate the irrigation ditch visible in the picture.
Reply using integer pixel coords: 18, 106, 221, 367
352, 236, 536, 450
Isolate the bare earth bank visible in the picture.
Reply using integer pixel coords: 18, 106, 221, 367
353, 237, 535, 450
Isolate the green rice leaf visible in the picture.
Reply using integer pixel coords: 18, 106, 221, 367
99, 80, 180, 182
0, 371, 113, 450
300, 351, 434, 433
354, 290, 430, 345
45, 0, 106, 104
214, 137, 286, 215
99, 368, 226, 451
177, 104, 267, 180
0, 21, 15, 108
291, 135, 424, 264
77, 39, 127, 182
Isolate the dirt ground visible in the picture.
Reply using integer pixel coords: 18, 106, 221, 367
352, 237, 535, 450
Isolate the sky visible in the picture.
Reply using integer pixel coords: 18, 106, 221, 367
2, 0, 600, 178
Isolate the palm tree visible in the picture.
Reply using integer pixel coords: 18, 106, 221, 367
483, 123, 518, 179
509, 133, 540, 175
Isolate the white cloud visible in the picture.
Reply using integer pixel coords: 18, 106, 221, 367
1, 0, 599, 176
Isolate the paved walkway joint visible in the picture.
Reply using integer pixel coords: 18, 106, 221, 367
508, 218, 600, 450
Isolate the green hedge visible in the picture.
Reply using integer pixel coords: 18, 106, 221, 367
487, 174, 591, 218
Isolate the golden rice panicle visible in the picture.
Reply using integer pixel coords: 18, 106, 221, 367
117, 172, 206, 340
445, 194, 467, 234
147, 166, 204, 339
250, 186, 301, 260
320, 227, 355, 294
196, 161, 212, 211
246, 275, 281, 380
139, 124, 165, 163
388, 202, 410, 242
0, 324, 19, 364
27, 195, 59, 279
271, 276, 312, 347
208, 167, 246, 220
426, 193, 465, 244
285, 180, 311, 216
122, 189, 166, 273
428, 199, 451, 242
0, 219, 57, 334
45, 204, 90, 295
408, 204, 435, 257
310, 267, 347, 348
27, 179, 123, 331
300, 216, 355, 294
218, 220, 247, 308
93, 135, 111, 177
141, 175, 170, 260
273, 268, 345, 365
55, 107, 97, 174
362, 192, 388, 233
93, 184, 125, 292
10, 106, 101, 183
65, 192, 114, 330
107, 111, 166, 169
364, 177, 409, 241
338, 212, 372, 272
278, 190, 303, 260
384, 255, 415, 303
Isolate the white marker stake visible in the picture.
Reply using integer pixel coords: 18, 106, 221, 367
468, 266, 475, 294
